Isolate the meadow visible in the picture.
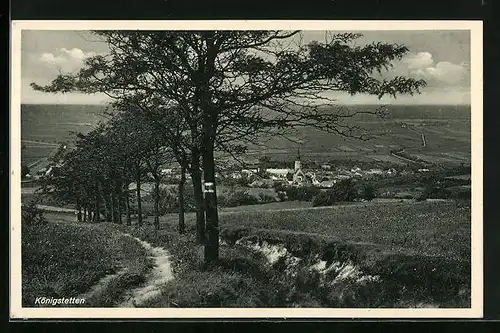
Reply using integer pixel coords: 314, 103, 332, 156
155, 200, 470, 260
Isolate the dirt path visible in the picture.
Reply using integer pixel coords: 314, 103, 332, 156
118, 234, 175, 307
68, 230, 174, 307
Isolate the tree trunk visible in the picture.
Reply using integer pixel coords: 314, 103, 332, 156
125, 184, 131, 226
76, 195, 82, 222
83, 206, 87, 222
94, 180, 101, 223
136, 164, 143, 226
110, 192, 116, 223
117, 180, 123, 224
178, 164, 186, 234
202, 131, 219, 263
153, 176, 160, 230
102, 188, 110, 221
191, 150, 205, 244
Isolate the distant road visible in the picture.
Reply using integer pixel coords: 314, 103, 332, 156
22, 140, 60, 147
37, 205, 78, 214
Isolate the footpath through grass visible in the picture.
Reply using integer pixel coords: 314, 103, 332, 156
22, 219, 152, 307
22, 199, 471, 308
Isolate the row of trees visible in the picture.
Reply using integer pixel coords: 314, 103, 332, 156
33, 30, 425, 263
40, 109, 186, 231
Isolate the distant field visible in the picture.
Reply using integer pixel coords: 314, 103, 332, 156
21, 145, 57, 166
21, 104, 107, 143
247, 105, 471, 166
21, 104, 471, 167
220, 200, 312, 212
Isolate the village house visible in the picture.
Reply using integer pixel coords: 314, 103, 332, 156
266, 168, 290, 180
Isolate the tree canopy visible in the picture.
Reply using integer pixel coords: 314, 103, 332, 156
32, 30, 426, 262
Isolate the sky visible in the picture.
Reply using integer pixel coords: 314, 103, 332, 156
20, 30, 471, 105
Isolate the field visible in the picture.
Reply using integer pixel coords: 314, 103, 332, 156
20, 104, 108, 170
218, 200, 470, 260
247, 105, 471, 166
21, 104, 107, 143
20, 104, 471, 168
152, 200, 469, 260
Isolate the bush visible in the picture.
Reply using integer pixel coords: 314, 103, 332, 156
331, 179, 357, 202
276, 191, 287, 202
285, 186, 320, 202
360, 184, 376, 201
223, 190, 260, 207
416, 181, 451, 201
258, 193, 276, 204
449, 188, 471, 200
158, 185, 197, 214
22, 201, 46, 226
21, 164, 30, 179
312, 189, 337, 207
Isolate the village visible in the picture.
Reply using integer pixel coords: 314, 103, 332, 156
158, 149, 430, 191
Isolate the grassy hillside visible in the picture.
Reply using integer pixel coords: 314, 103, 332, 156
219, 200, 470, 260
118, 200, 470, 308
22, 220, 152, 307
155, 200, 470, 260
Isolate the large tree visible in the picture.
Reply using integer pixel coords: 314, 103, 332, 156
32, 30, 425, 262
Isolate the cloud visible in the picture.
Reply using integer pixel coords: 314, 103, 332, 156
413, 61, 469, 85
38, 47, 97, 72
400, 52, 469, 86
402, 52, 434, 70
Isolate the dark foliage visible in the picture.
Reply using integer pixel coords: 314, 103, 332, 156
21, 201, 46, 226
21, 164, 30, 179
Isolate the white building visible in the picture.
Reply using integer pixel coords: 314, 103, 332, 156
266, 168, 291, 179
366, 168, 383, 175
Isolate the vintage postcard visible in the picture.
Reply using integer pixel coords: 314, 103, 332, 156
10, 20, 483, 319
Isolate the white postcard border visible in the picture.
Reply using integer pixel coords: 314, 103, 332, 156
10, 20, 483, 319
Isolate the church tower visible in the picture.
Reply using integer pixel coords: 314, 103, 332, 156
294, 147, 301, 172
293, 146, 306, 184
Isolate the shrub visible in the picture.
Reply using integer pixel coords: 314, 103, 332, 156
360, 184, 376, 201
273, 182, 287, 192
416, 181, 451, 201
224, 190, 260, 207
258, 193, 276, 204
286, 186, 320, 202
21, 164, 31, 179
158, 185, 197, 214
332, 179, 357, 202
312, 189, 337, 207
276, 191, 287, 202
22, 201, 46, 226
